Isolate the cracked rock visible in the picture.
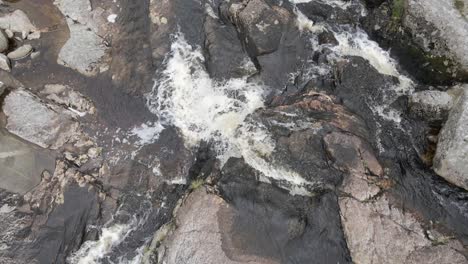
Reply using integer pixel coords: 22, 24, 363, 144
3, 89, 79, 149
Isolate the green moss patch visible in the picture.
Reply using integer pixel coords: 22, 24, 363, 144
392, 0, 406, 21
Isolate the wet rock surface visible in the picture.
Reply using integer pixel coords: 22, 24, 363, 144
0, 0, 467, 263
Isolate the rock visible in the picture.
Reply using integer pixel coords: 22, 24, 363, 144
0, 10, 37, 35
217, 158, 352, 263
0, 30, 8, 53
203, 16, 255, 80
158, 188, 278, 264
324, 132, 383, 201
3, 89, 79, 149
42, 84, 95, 114
297, 1, 362, 25
57, 20, 105, 76
364, 0, 468, 84
363, 0, 386, 8
339, 194, 466, 264
0, 130, 55, 194
225, 0, 285, 57
7, 44, 33, 60
4, 29, 13, 38
433, 85, 468, 190
0, 53, 11, 72
54, 0, 108, 76
30, 51, 40, 59
27, 31, 40, 40
409, 90, 454, 122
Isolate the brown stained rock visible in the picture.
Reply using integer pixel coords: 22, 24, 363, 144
159, 188, 279, 264
339, 194, 467, 264
324, 132, 383, 176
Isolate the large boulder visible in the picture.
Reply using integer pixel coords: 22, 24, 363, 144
364, 0, 468, 84
433, 85, 468, 190
54, 0, 108, 76
3, 89, 78, 149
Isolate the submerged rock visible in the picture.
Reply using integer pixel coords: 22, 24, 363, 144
3, 89, 78, 149
0, 130, 55, 194
433, 85, 468, 190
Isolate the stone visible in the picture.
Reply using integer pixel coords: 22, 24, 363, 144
27, 31, 40, 40
42, 84, 95, 114
409, 90, 454, 122
405, 0, 468, 73
0, 30, 8, 53
57, 20, 105, 76
30, 51, 40, 59
339, 194, 466, 264
0, 53, 11, 72
0, 129, 55, 194
158, 188, 280, 264
433, 85, 468, 190
7, 44, 33, 60
226, 0, 285, 57
204, 16, 254, 80
54, 0, 108, 76
364, 0, 468, 84
4, 29, 13, 38
0, 10, 37, 35
3, 89, 79, 149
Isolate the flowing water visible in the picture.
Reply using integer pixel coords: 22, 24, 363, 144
68, 0, 451, 262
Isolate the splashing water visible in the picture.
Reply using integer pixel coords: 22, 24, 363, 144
67, 223, 133, 264
146, 33, 312, 194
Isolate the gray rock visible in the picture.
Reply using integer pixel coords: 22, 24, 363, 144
0, 30, 8, 53
3, 89, 78, 149
433, 85, 468, 190
409, 90, 454, 122
7, 44, 32, 60
0, 10, 37, 35
57, 19, 105, 76
0, 130, 55, 194
0, 53, 10, 72
405, 0, 468, 73
4, 29, 13, 39
54, 0, 107, 76
226, 0, 286, 57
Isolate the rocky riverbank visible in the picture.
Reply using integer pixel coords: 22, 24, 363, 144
0, 0, 467, 263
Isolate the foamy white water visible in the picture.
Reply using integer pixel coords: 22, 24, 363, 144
68, 223, 132, 264
146, 33, 312, 194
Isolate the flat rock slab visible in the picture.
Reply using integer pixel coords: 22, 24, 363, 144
3, 89, 78, 149
0, 129, 55, 194
160, 188, 278, 264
